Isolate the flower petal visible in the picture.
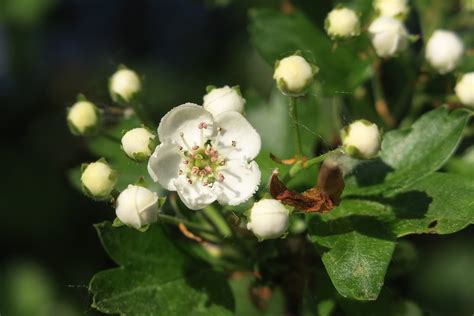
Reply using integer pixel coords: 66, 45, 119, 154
147, 143, 183, 190
158, 103, 216, 148
174, 177, 217, 210
214, 111, 261, 161
214, 160, 261, 206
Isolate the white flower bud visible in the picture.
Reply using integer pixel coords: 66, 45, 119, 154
341, 120, 381, 159
67, 101, 99, 135
368, 16, 409, 58
203, 86, 245, 117
116, 185, 159, 229
247, 199, 289, 240
273, 55, 316, 96
425, 30, 464, 74
121, 128, 156, 161
325, 7, 360, 39
109, 68, 141, 103
81, 161, 117, 199
455, 72, 474, 107
374, 0, 409, 19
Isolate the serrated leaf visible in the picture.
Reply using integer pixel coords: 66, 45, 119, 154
249, 9, 372, 94
308, 205, 396, 300
344, 107, 470, 196
90, 222, 234, 315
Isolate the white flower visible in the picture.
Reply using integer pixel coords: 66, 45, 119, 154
246, 199, 289, 240
273, 55, 316, 96
121, 128, 156, 161
425, 30, 464, 74
67, 101, 99, 135
203, 86, 245, 117
109, 68, 141, 103
325, 7, 360, 39
368, 16, 409, 58
455, 72, 474, 107
81, 160, 117, 199
147, 103, 261, 210
341, 120, 381, 159
116, 185, 159, 229
374, 0, 409, 19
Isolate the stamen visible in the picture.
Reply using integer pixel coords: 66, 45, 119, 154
178, 170, 183, 175
218, 173, 225, 182
198, 122, 208, 129
231, 140, 236, 147
183, 160, 189, 165
179, 132, 192, 151
188, 179, 193, 184
192, 145, 199, 150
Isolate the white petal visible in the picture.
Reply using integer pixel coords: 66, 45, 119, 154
147, 143, 182, 190
157, 103, 216, 148
214, 111, 261, 161
174, 177, 217, 210
214, 160, 261, 206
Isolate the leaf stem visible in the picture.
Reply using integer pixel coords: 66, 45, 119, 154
289, 96, 303, 158
283, 148, 344, 182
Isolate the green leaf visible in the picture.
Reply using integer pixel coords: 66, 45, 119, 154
379, 172, 474, 236
308, 204, 396, 301
249, 9, 372, 94
344, 107, 470, 196
90, 222, 234, 315
308, 171, 474, 301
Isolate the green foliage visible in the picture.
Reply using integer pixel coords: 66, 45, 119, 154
90, 222, 234, 315
249, 9, 373, 95
308, 107, 473, 300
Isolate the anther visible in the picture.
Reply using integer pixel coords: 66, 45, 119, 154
231, 140, 236, 147
218, 173, 225, 182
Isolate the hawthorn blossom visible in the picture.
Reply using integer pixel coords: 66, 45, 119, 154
148, 103, 261, 210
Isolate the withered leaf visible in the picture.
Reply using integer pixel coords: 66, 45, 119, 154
269, 159, 344, 213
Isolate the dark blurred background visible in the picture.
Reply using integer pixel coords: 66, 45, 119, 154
0, 0, 472, 315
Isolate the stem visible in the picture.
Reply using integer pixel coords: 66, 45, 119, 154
203, 205, 232, 238
283, 148, 343, 182
157, 214, 215, 234
372, 59, 396, 128
289, 96, 303, 158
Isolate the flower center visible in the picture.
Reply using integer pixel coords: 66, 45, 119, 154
179, 142, 225, 186
177, 121, 228, 187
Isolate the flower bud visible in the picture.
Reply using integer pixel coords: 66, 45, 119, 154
247, 199, 289, 240
368, 16, 409, 58
67, 101, 99, 135
121, 127, 156, 161
455, 72, 474, 107
203, 85, 245, 116
374, 0, 409, 19
341, 120, 381, 159
325, 7, 360, 39
273, 54, 316, 97
116, 185, 159, 229
81, 160, 117, 199
425, 30, 464, 74
109, 67, 142, 103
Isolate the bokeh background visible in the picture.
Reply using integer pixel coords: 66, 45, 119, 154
0, 0, 472, 315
